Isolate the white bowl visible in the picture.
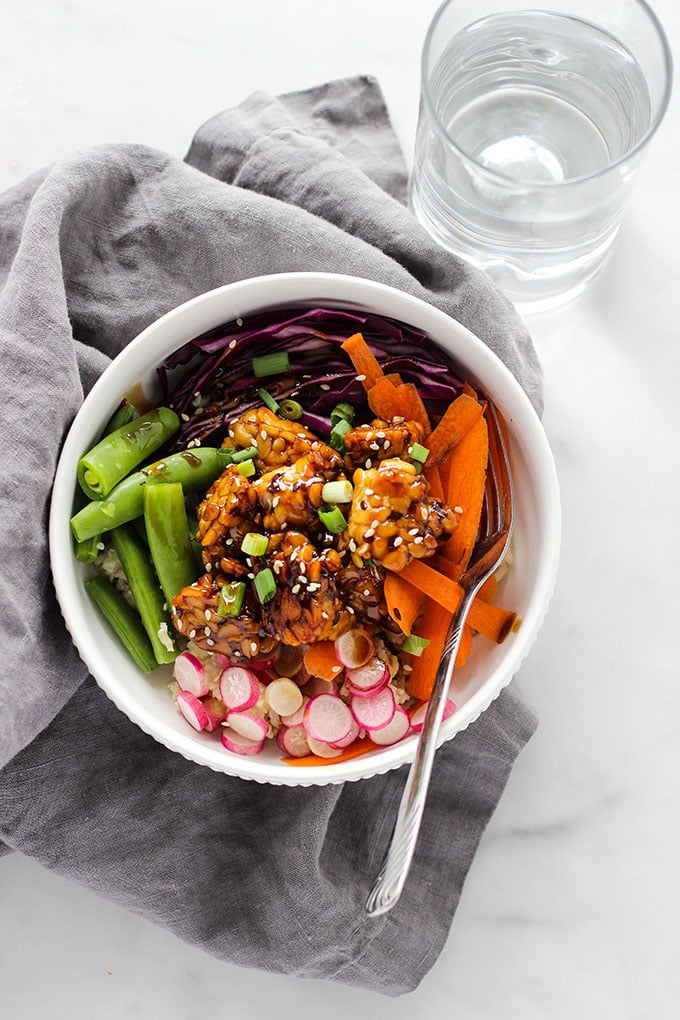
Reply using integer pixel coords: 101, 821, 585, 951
49, 273, 560, 786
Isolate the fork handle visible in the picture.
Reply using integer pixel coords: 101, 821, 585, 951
365, 587, 477, 917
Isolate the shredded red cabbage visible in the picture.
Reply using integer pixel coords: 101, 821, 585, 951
158, 306, 464, 447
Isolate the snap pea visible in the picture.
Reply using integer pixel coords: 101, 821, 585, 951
74, 534, 102, 564
85, 575, 157, 673
105, 402, 136, 433
144, 483, 198, 604
110, 523, 177, 665
77, 406, 180, 500
70, 447, 232, 543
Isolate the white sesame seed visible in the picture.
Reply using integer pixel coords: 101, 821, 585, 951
272, 496, 280, 508
320, 383, 331, 391
321, 611, 329, 620
365, 488, 374, 496
236, 318, 243, 326
376, 431, 386, 439
454, 505, 463, 513
225, 538, 233, 546
414, 536, 424, 544
292, 583, 301, 594
176, 617, 183, 630
206, 562, 212, 571
228, 429, 235, 439
408, 528, 419, 536
247, 572, 254, 580
369, 442, 380, 451
260, 430, 268, 441
393, 536, 403, 547
205, 609, 212, 621
207, 638, 215, 647
355, 374, 366, 382
349, 539, 357, 552
96, 541, 105, 550
363, 588, 371, 596
365, 459, 372, 468
365, 528, 375, 539
189, 629, 196, 639
204, 626, 211, 637
348, 606, 355, 614
383, 440, 390, 450
180, 413, 190, 422
250, 642, 258, 655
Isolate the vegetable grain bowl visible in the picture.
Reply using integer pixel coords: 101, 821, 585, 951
50, 273, 561, 786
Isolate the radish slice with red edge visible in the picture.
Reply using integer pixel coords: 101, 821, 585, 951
334, 628, 375, 669
276, 724, 311, 757
350, 686, 395, 731
173, 652, 210, 697
345, 657, 389, 693
303, 694, 353, 745
218, 666, 261, 711
410, 699, 456, 733
176, 690, 210, 732
330, 715, 361, 749
280, 695, 309, 727
306, 736, 342, 759
220, 729, 265, 756
369, 705, 411, 746
265, 678, 303, 717
225, 709, 269, 742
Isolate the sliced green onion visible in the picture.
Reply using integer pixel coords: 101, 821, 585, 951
252, 352, 291, 378
402, 634, 431, 657
317, 505, 348, 534
330, 401, 355, 425
236, 459, 256, 478
231, 446, 259, 463
217, 581, 246, 618
254, 568, 277, 604
321, 479, 353, 504
409, 442, 430, 465
258, 387, 280, 413
278, 398, 303, 421
241, 532, 269, 556
329, 417, 351, 451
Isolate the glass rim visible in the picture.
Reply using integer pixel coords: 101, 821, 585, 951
420, 0, 674, 190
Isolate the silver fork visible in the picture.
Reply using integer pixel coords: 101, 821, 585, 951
365, 400, 514, 917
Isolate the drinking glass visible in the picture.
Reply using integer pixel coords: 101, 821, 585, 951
409, 0, 672, 313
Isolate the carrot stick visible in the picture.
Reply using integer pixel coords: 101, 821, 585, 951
427, 392, 483, 465
365, 375, 401, 418
341, 333, 384, 389
303, 641, 344, 681
384, 571, 426, 636
367, 378, 430, 433
403, 601, 451, 701
455, 624, 473, 668
439, 414, 489, 572
282, 736, 376, 767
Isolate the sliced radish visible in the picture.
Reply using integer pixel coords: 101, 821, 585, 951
218, 666, 261, 711
303, 694, 353, 745
265, 677, 304, 717
225, 708, 269, 742
334, 628, 375, 669
276, 724, 311, 757
410, 698, 456, 733
330, 715, 361, 749
345, 657, 389, 693
350, 686, 395, 731
173, 652, 210, 697
176, 690, 210, 732
280, 695, 309, 727
306, 736, 342, 758
202, 696, 227, 733
220, 729, 265, 756
369, 706, 411, 746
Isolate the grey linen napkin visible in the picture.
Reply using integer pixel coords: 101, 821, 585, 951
0, 76, 539, 994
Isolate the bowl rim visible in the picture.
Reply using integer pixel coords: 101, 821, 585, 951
49, 271, 561, 786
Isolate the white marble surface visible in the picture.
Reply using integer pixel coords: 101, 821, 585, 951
2, 1, 679, 1016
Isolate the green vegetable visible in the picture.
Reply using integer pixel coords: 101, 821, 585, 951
329, 417, 351, 452
253, 568, 277, 604
278, 398, 303, 421
105, 402, 136, 433
230, 446, 259, 463
317, 505, 348, 534
258, 387, 280, 413
330, 401, 355, 425
401, 634, 431, 657
217, 581, 246, 618
85, 575, 157, 673
110, 524, 178, 664
74, 534, 102, 564
409, 442, 430, 464
236, 459, 256, 478
77, 406, 180, 500
143, 483, 198, 603
252, 352, 291, 378
70, 447, 232, 543
241, 532, 269, 557
321, 480, 353, 504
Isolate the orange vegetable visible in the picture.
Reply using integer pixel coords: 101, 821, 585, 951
282, 736, 376, 767
403, 601, 452, 701
423, 462, 445, 501
427, 392, 483, 465
439, 414, 489, 573
303, 641, 343, 681
367, 378, 430, 432
341, 332, 384, 389
384, 571, 426, 636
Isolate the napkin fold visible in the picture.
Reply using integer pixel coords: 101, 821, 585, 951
0, 75, 539, 994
